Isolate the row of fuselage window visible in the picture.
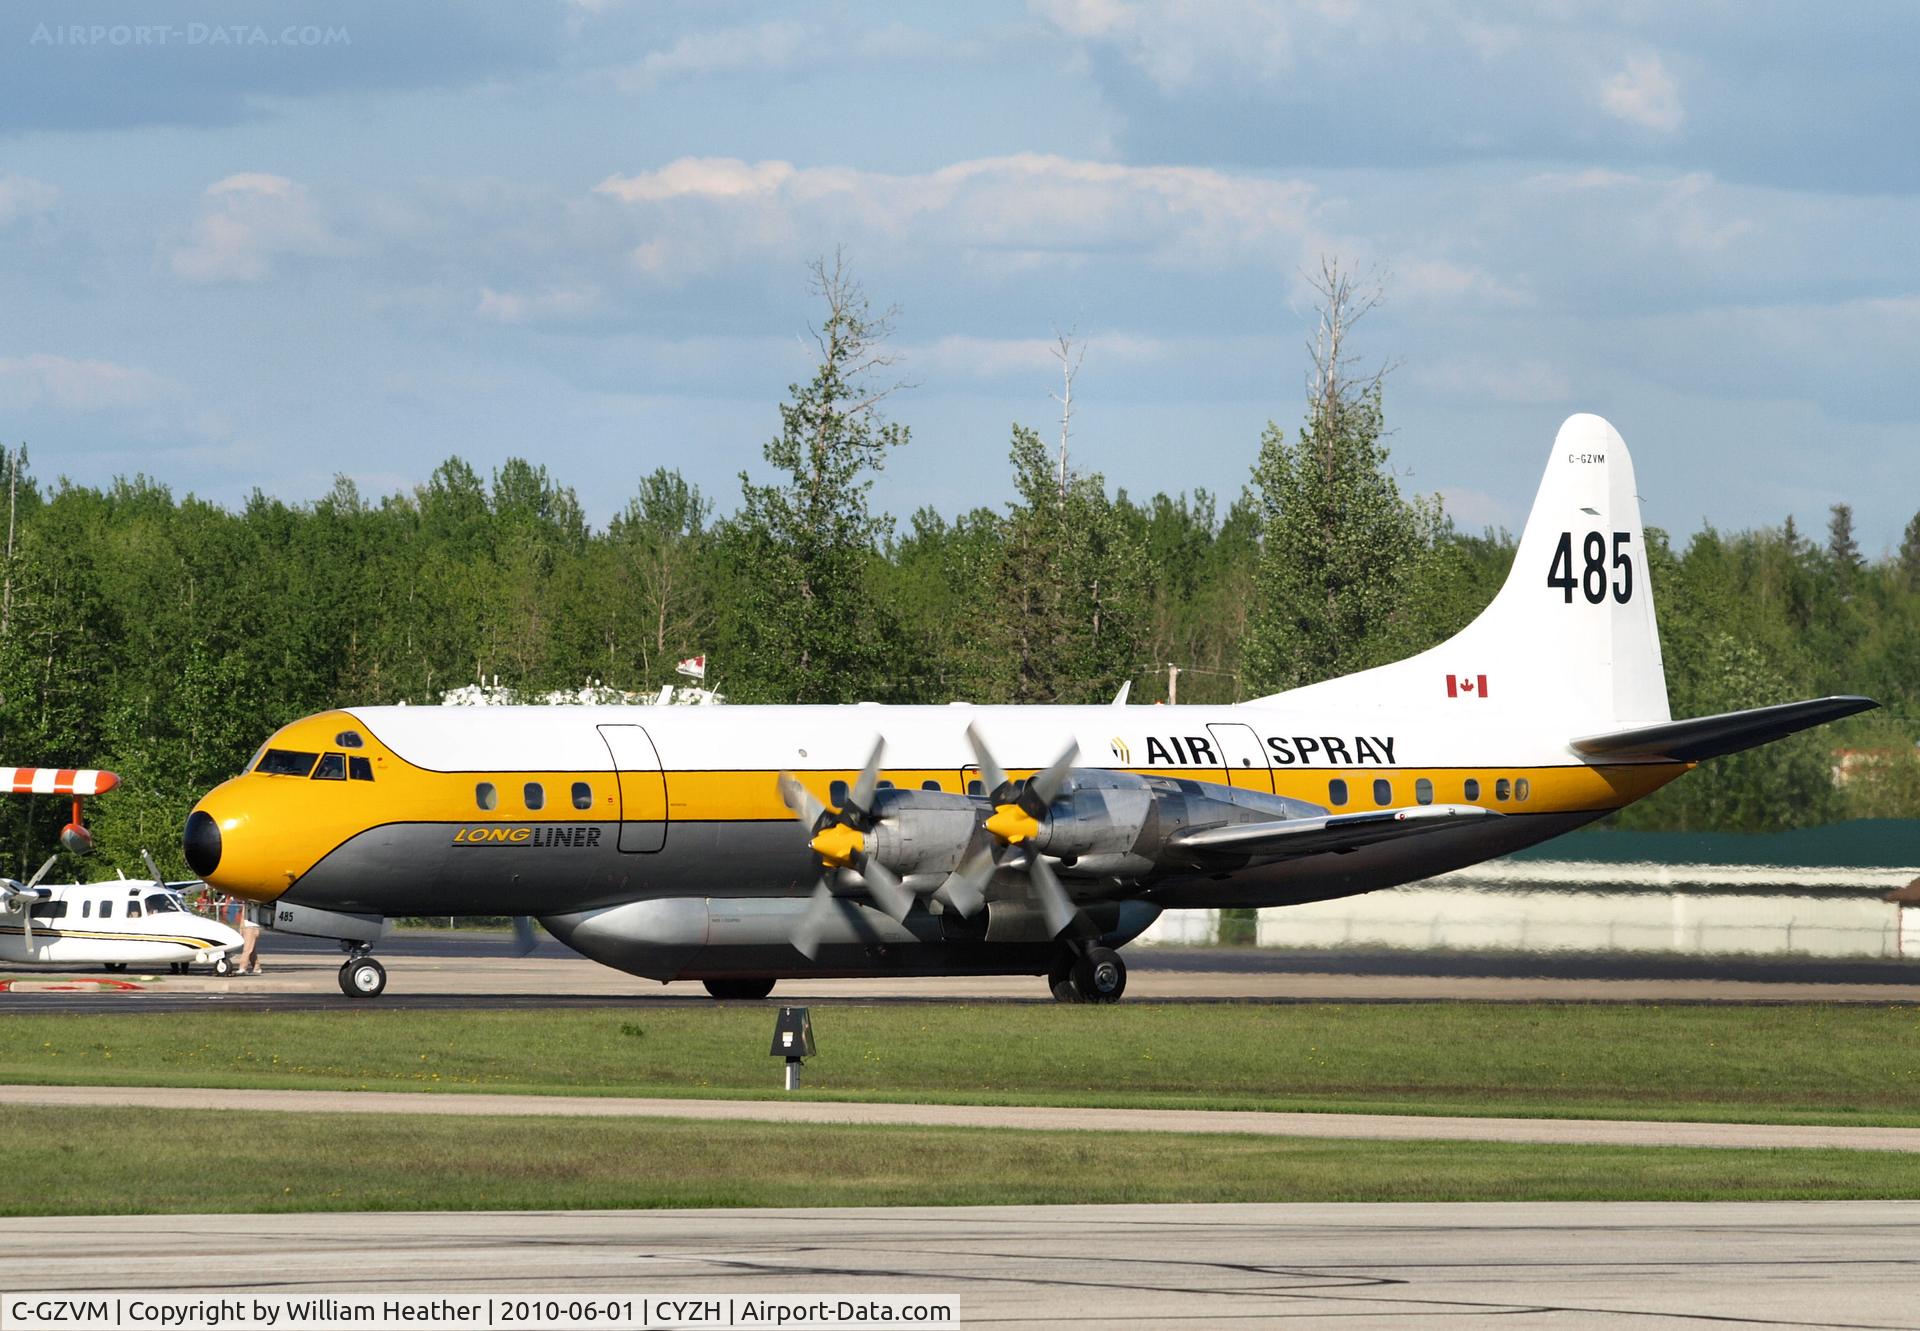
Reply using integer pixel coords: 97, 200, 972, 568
28, 893, 183, 922
453, 775, 1534, 814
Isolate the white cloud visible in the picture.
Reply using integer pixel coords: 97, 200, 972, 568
1599, 53, 1684, 133
475, 286, 600, 324
0, 354, 180, 412
0, 175, 58, 226
913, 331, 1171, 380
1411, 355, 1572, 406
593, 153, 1320, 279
171, 173, 343, 283
1030, 0, 1299, 90
624, 20, 811, 87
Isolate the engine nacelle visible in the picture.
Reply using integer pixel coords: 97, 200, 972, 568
1034, 772, 1326, 874
862, 786, 988, 878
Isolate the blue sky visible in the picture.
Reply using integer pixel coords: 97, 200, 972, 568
2, 1, 1917, 550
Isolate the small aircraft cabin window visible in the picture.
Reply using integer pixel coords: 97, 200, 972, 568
1464, 777, 1481, 801
126, 900, 142, 918
922, 779, 943, 791
97, 901, 112, 919
348, 756, 373, 782
312, 753, 347, 781
1515, 777, 1531, 802
1328, 778, 1348, 807
524, 782, 545, 811
476, 782, 498, 811
1495, 778, 1512, 802
28, 901, 65, 920
829, 780, 849, 806
1415, 777, 1434, 805
967, 779, 986, 796
876, 779, 894, 789
335, 730, 365, 749
571, 781, 592, 810
257, 749, 318, 777
1373, 778, 1392, 806
81, 900, 91, 918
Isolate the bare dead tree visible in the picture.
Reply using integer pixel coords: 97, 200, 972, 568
1304, 256, 1393, 427
1049, 327, 1086, 499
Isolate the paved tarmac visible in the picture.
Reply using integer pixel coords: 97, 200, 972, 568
7, 1202, 1919, 1329
4, 939, 1917, 1012
4, 1083, 1915, 1153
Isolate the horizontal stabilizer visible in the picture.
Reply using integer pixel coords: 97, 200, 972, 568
1167, 804, 1501, 861
1570, 695, 1878, 763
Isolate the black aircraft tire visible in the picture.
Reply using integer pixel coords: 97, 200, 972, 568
339, 957, 387, 998
704, 978, 776, 1001
1050, 978, 1080, 1003
212, 956, 234, 977
1071, 947, 1127, 1004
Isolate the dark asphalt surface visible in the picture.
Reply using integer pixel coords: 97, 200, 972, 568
2, 932, 1915, 1013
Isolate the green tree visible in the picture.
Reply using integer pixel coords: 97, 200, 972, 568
970, 425, 1147, 703
726, 253, 909, 703
1242, 260, 1443, 694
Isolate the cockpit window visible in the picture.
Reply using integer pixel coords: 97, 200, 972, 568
126, 900, 143, 918
257, 749, 319, 777
312, 753, 347, 781
145, 893, 179, 914
335, 730, 365, 749
349, 756, 373, 782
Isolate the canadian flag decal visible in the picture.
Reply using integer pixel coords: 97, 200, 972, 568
1446, 673, 1489, 699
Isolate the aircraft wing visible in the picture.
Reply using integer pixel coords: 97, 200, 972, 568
1165, 804, 1500, 862
1570, 695, 1877, 763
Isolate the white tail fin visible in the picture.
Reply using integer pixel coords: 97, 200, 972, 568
1251, 413, 1670, 729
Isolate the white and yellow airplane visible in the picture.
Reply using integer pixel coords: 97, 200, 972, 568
184, 415, 1874, 1000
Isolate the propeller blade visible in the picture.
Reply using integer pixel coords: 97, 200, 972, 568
510, 916, 538, 957
1026, 851, 1079, 939
936, 843, 994, 917
856, 855, 914, 923
792, 878, 836, 960
964, 722, 1009, 796
846, 736, 886, 820
141, 849, 166, 890
1024, 740, 1081, 812
23, 854, 59, 892
777, 771, 829, 828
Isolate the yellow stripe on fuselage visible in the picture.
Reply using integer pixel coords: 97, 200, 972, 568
197, 709, 1689, 902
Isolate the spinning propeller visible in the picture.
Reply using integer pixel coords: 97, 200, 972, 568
776, 737, 1001, 959
778, 737, 911, 959
965, 722, 1082, 939
1, 853, 62, 952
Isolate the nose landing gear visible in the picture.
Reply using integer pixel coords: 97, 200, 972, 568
338, 942, 387, 998
1047, 943, 1127, 1003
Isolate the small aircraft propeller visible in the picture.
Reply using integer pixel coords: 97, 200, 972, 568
2, 853, 62, 953
777, 737, 915, 959
140, 848, 167, 892
966, 722, 1081, 939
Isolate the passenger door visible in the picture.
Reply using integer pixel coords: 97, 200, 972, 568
596, 724, 668, 852
1206, 722, 1273, 793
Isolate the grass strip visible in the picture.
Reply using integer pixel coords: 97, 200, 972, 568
13, 1106, 1920, 1215
6, 1002, 1920, 1127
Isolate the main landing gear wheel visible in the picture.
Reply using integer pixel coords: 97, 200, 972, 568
1071, 946, 1127, 1003
704, 978, 777, 1001
339, 955, 387, 998
212, 955, 235, 977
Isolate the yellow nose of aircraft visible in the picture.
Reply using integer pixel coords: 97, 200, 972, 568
184, 778, 298, 904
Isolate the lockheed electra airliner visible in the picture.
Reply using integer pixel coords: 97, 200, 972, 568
183, 415, 1874, 1000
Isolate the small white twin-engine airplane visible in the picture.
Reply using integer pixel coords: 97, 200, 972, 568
1, 850, 244, 975
183, 415, 1874, 1000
